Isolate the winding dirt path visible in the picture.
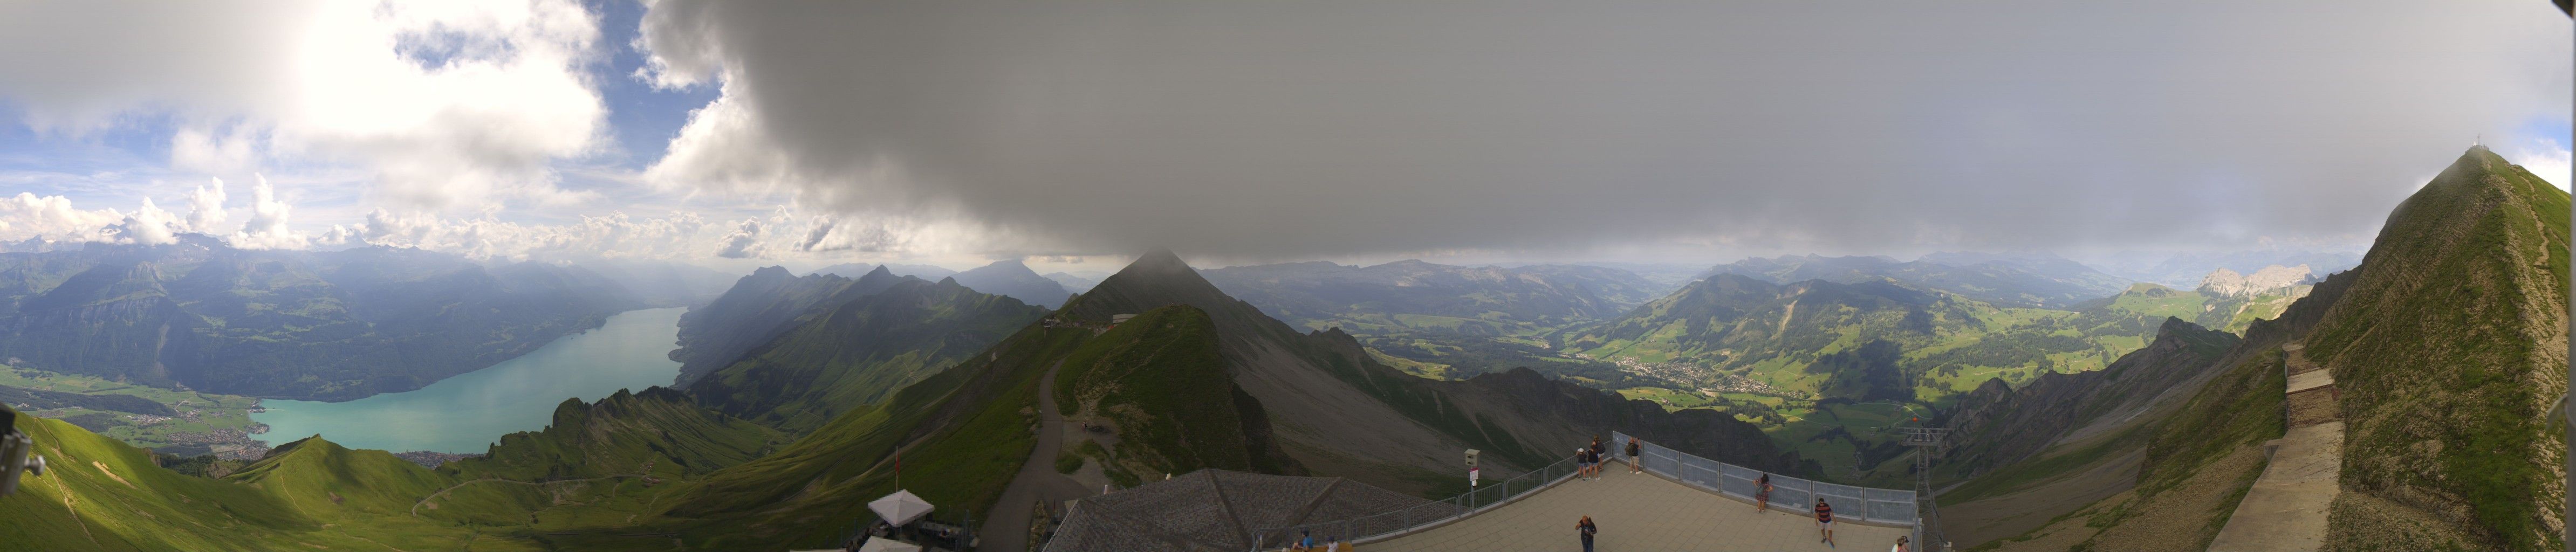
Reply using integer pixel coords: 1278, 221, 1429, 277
977, 361, 1093, 552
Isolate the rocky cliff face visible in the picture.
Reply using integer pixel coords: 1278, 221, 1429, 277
2196, 264, 2310, 297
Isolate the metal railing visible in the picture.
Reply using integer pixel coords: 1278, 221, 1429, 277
1231, 432, 1920, 551
1246, 451, 1585, 549
1612, 431, 1919, 527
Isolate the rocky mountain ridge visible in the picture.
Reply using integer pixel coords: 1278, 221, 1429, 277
2196, 264, 2311, 297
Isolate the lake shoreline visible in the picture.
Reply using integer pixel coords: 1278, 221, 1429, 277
248, 307, 690, 453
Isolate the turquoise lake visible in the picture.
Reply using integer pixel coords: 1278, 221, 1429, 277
250, 307, 688, 453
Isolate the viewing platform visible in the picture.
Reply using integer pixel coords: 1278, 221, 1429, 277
1373, 460, 1913, 551
1040, 432, 1925, 551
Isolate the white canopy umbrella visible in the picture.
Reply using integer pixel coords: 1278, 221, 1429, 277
869, 489, 936, 526
854, 538, 924, 552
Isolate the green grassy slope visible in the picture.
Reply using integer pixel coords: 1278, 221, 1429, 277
0, 405, 540, 551
1960, 348, 2286, 551
2303, 147, 2568, 551
1054, 305, 1294, 475
448, 387, 785, 481
225, 435, 457, 521
631, 323, 1091, 548
1938, 318, 2241, 481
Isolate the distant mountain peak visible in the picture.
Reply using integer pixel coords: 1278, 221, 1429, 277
2195, 264, 2307, 297
1128, 248, 1191, 272
951, 259, 1070, 308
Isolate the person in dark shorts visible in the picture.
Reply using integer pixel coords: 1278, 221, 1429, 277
1576, 515, 1598, 552
1575, 446, 1592, 479
1624, 437, 1642, 474
1576, 444, 1597, 480
1576, 438, 1597, 480
1756, 473, 1773, 512
1815, 498, 1835, 546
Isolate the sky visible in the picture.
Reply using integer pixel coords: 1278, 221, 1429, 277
0, 0, 2566, 273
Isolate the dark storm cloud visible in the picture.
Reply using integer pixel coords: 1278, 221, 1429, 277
638, 1, 2571, 260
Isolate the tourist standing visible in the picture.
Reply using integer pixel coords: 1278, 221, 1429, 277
1815, 499, 1835, 546
1756, 473, 1772, 513
1577, 515, 1598, 552
1576, 438, 1597, 480
1625, 437, 1642, 474
1575, 446, 1592, 480
1892, 535, 1909, 552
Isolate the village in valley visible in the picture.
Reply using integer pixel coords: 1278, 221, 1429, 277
1, 367, 276, 460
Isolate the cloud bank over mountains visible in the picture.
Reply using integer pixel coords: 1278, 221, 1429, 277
0, 1, 2566, 264
631, 1, 2572, 260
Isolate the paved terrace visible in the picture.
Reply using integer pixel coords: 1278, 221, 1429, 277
2207, 343, 2342, 551
1372, 467, 1914, 551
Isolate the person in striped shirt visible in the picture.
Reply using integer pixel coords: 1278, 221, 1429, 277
1815, 498, 1835, 546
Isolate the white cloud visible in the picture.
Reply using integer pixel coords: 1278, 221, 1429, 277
171, 126, 262, 176
2506, 138, 2572, 191
0, 0, 609, 213
109, 198, 180, 245
0, 193, 124, 244
712, 217, 763, 259
633, 1, 2573, 260
229, 175, 307, 250
327, 207, 721, 261
185, 177, 229, 232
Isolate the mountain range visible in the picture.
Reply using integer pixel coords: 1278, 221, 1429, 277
814, 260, 1072, 308
666, 266, 914, 388
1934, 147, 2566, 551
1694, 252, 2133, 309
2098, 249, 2362, 289
0, 236, 646, 401
1200, 259, 1665, 335
687, 273, 1045, 433
0, 147, 2557, 551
